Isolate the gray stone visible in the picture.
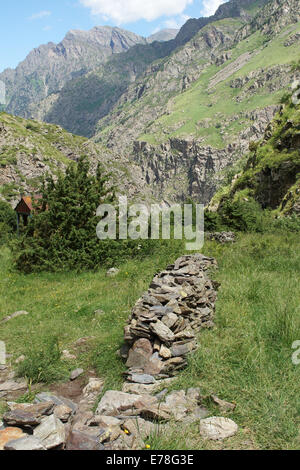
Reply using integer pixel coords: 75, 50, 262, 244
128, 374, 156, 385
70, 368, 84, 381
54, 405, 73, 423
0, 380, 27, 392
35, 392, 77, 414
66, 430, 105, 450
150, 320, 175, 343
162, 313, 178, 329
96, 391, 155, 416
170, 342, 196, 357
199, 417, 238, 440
106, 268, 120, 277
33, 415, 66, 449
4, 435, 46, 451
3, 402, 54, 427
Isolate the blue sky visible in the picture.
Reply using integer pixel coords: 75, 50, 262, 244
0, 0, 226, 72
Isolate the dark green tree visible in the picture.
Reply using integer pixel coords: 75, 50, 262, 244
14, 156, 117, 272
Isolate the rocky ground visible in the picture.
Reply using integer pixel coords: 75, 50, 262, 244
0, 253, 239, 451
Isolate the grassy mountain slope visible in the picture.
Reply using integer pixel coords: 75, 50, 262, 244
0, 112, 147, 205
210, 92, 300, 215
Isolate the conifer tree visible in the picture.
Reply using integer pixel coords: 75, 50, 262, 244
14, 156, 116, 272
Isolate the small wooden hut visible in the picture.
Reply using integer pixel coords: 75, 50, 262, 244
15, 195, 42, 231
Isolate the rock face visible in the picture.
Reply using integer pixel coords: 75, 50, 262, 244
211, 86, 300, 215
123, 254, 218, 379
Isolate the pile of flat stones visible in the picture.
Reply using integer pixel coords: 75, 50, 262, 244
206, 232, 236, 244
122, 254, 219, 384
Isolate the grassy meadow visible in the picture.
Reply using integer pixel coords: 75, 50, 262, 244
0, 232, 299, 450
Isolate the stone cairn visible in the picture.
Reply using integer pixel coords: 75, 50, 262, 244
122, 254, 219, 384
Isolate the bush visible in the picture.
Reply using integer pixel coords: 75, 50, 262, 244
272, 214, 300, 232
16, 336, 68, 384
218, 198, 268, 232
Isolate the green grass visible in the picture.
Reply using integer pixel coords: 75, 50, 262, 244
0, 232, 299, 449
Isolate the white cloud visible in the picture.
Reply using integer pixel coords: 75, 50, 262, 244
29, 11, 52, 21
80, 0, 193, 24
164, 14, 190, 29
200, 0, 226, 17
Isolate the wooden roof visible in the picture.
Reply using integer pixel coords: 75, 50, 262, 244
15, 195, 42, 214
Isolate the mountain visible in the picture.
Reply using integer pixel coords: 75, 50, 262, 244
0, 112, 148, 206
0, 26, 148, 120
147, 29, 179, 43
0, 0, 268, 139
1, 0, 299, 208
92, 0, 300, 204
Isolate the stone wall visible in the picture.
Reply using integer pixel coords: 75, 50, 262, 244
122, 254, 219, 384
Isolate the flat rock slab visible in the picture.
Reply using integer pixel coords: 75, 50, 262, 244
35, 392, 77, 414
66, 430, 105, 451
150, 321, 175, 343
0, 380, 27, 392
0, 427, 26, 450
33, 415, 65, 449
96, 391, 157, 416
4, 436, 46, 451
200, 417, 238, 441
128, 374, 155, 385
